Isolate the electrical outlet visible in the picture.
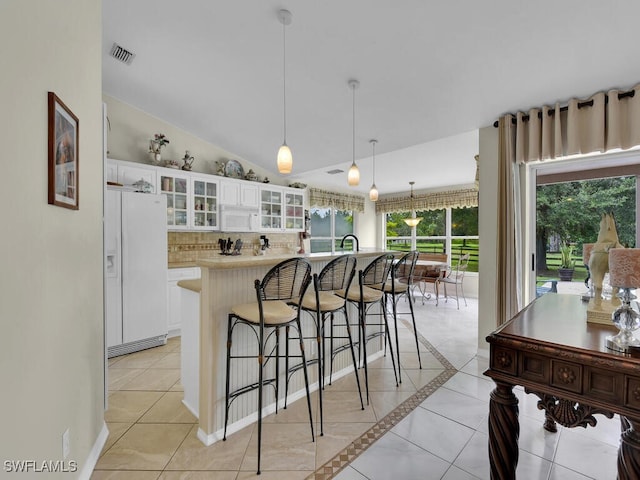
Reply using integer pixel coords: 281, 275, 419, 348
62, 428, 70, 459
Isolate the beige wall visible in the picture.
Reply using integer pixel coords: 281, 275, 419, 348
104, 95, 284, 185
0, 0, 105, 476
477, 125, 500, 354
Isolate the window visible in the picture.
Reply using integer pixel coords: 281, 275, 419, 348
310, 208, 354, 253
385, 206, 478, 272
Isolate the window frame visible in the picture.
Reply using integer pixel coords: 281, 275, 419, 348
309, 207, 356, 254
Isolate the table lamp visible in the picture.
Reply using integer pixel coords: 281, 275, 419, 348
606, 248, 640, 353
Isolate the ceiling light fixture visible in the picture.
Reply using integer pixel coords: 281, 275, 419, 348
369, 139, 378, 201
404, 181, 422, 227
276, 9, 293, 174
347, 79, 360, 186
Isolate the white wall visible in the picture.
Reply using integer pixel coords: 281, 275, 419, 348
477, 125, 500, 354
0, 1, 105, 476
356, 198, 380, 249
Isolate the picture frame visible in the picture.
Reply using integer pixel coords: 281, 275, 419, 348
48, 92, 79, 210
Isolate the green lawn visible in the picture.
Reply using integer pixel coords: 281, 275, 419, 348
386, 242, 590, 283
386, 240, 479, 273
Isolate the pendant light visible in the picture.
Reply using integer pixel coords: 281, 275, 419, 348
347, 79, 360, 186
369, 139, 378, 201
276, 9, 293, 174
404, 181, 422, 227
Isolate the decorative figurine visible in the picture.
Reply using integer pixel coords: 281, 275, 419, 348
181, 151, 194, 171
589, 213, 623, 306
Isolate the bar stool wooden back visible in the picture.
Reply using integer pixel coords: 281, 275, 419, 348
222, 257, 314, 475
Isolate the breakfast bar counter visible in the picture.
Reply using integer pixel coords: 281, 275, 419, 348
182, 250, 393, 445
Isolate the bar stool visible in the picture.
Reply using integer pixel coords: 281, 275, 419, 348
336, 253, 398, 404
379, 251, 422, 384
222, 257, 314, 475
291, 254, 363, 436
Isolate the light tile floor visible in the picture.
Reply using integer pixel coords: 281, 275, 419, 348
92, 292, 621, 480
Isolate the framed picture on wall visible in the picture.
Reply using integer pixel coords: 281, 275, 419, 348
48, 91, 79, 210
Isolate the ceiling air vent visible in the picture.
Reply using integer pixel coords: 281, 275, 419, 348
109, 43, 136, 65
326, 169, 344, 175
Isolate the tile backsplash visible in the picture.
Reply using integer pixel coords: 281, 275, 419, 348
168, 231, 300, 265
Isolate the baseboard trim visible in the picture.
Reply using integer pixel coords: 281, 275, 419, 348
78, 422, 108, 480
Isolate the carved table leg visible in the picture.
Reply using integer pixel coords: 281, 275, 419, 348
543, 412, 557, 433
618, 416, 640, 480
489, 381, 519, 480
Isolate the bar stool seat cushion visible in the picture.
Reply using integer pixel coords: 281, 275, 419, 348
231, 300, 297, 325
298, 290, 345, 312
339, 283, 384, 303
374, 279, 408, 294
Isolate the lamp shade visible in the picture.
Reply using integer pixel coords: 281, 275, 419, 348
609, 248, 640, 288
369, 184, 378, 201
582, 243, 595, 265
277, 144, 292, 174
404, 217, 421, 227
348, 162, 360, 186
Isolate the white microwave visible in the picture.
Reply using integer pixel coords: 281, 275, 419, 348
220, 204, 260, 232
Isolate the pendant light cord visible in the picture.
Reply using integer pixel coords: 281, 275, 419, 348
352, 83, 356, 164
372, 141, 376, 182
282, 19, 287, 144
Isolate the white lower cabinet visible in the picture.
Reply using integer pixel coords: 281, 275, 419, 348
167, 267, 200, 336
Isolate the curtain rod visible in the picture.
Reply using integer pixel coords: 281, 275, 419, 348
492, 89, 635, 128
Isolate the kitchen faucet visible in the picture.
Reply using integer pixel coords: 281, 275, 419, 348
339, 234, 359, 252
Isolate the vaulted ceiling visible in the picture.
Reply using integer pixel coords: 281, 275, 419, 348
103, 1, 640, 195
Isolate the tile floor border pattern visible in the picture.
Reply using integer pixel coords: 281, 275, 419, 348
309, 319, 458, 480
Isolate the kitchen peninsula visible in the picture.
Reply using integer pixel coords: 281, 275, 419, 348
179, 250, 392, 446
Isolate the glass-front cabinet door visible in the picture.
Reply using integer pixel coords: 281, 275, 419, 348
158, 170, 190, 229
285, 191, 304, 230
260, 188, 283, 230
191, 176, 218, 230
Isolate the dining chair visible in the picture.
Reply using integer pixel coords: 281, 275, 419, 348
378, 250, 422, 383
222, 257, 314, 475
336, 253, 398, 404
291, 254, 364, 436
439, 253, 470, 309
413, 253, 447, 305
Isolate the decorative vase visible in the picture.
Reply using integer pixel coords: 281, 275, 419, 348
149, 151, 162, 165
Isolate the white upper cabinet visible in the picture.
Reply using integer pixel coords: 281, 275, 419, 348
157, 169, 191, 230
191, 175, 219, 230
108, 159, 157, 192
220, 178, 260, 208
106, 159, 305, 232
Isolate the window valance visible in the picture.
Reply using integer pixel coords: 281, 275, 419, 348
375, 187, 478, 214
308, 188, 365, 213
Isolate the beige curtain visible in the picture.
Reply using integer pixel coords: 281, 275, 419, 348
308, 188, 365, 213
497, 116, 520, 324
496, 83, 640, 325
375, 187, 478, 214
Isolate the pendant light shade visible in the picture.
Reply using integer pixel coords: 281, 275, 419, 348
347, 79, 360, 186
403, 181, 422, 227
348, 162, 360, 186
277, 9, 293, 174
369, 139, 378, 201
277, 143, 292, 174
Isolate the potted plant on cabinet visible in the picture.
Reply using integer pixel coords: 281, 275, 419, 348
558, 241, 575, 281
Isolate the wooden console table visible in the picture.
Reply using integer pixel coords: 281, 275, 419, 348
484, 294, 640, 479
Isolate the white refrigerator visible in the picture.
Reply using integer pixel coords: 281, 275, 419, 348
105, 188, 168, 357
